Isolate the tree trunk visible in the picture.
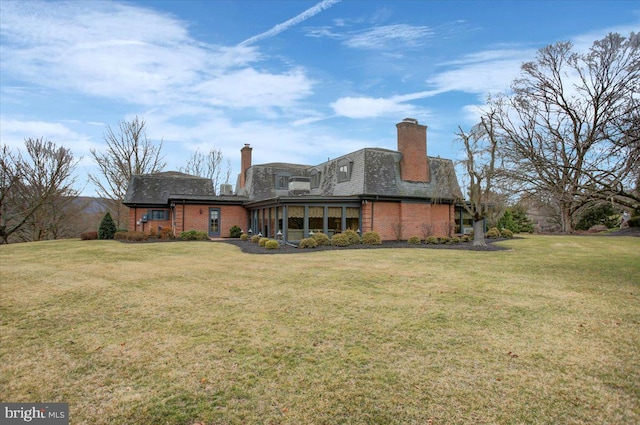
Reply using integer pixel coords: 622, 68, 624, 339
472, 219, 486, 247
560, 204, 574, 233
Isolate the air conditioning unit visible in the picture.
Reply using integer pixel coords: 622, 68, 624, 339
288, 176, 310, 192
219, 184, 233, 195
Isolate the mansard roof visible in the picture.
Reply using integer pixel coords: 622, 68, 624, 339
239, 148, 461, 202
124, 171, 215, 206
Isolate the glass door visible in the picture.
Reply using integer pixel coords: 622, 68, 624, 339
209, 208, 221, 237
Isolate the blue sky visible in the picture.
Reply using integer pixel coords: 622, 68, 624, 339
1, 0, 638, 196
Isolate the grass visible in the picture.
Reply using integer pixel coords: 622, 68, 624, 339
1, 235, 638, 424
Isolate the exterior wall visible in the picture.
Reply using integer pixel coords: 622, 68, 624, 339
129, 207, 172, 234
370, 201, 454, 241
128, 204, 247, 238
400, 202, 432, 240
175, 204, 248, 237
370, 201, 401, 241
430, 203, 454, 237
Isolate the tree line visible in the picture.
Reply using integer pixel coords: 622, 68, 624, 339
1, 117, 231, 244
456, 32, 638, 244
1, 32, 637, 244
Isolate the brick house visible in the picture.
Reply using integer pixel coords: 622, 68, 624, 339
123, 118, 465, 242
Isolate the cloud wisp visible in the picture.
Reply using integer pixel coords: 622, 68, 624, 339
238, 0, 341, 47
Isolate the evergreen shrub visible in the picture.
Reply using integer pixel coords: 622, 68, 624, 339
362, 231, 382, 245
229, 225, 242, 238
501, 229, 514, 238
311, 232, 330, 246
251, 235, 261, 243
331, 233, 350, 247
258, 237, 269, 247
408, 236, 421, 245
265, 239, 279, 249
240, 234, 249, 241
98, 212, 117, 240
299, 237, 318, 248
180, 230, 209, 241
425, 236, 439, 244
344, 229, 361, 245
486, 227, 501, 239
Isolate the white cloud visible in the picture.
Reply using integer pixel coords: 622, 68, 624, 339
0, 1, 309, 111
330, 96, 419, 119
0, 118, 97, 154
343, 24, 434, 50
194, 68, 314, 110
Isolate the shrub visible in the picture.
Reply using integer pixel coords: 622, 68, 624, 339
299, 237, 318, 248
344, 229, 361, 245
439, 236, 451, 244
628, 215, 640, 228
229, 225, 242, 238
575, 203, 618, 230
501, 228, 514, 238
408, 236, 421, 245
128, 231, 149, 242
331, 233, 351, 247
461, 235, 471, 243
258, 237, 269, 247
159, 227, 174, 240
98, 212, 117, 240
425, 236, 439, 244
450, 236, 461, 244
265, 239, 279, 250
180, 230, 209, 241
311, 232, 330, 246
251, 235, 261, 243
486, 227, 501, 239
240, 234, 249, 241
362, 231, 382, 245
113, 230, 127, 240
80, 231, 98, 240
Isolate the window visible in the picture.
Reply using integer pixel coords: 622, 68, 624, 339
149, 209, 168, 220
275, 173, 291, 190
338, 160, 352, 182
310, 170, 321, 188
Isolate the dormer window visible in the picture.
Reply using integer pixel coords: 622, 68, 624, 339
275, 172, 291, 190
338, 160, 352, 182
310, 169, 321, 188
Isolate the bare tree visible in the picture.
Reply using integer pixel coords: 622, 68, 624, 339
494, 32, 639, 232
179, 148, 232, 195
0, 138, 79, 244
455, 116, 500, 247
89, 116, 165, 228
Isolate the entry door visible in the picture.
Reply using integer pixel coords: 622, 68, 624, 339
209, 208, 221, 237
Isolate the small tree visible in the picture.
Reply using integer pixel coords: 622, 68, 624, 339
98, 212, 117, 240
455, 114, 501, 247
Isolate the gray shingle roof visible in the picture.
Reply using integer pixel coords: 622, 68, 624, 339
124, 172, 215, 205
239, 148, 461, 202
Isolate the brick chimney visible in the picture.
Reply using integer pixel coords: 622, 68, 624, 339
240, 143, 252, 189
396, 118, 429, 182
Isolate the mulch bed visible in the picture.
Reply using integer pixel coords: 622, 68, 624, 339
219, 238, 511, 255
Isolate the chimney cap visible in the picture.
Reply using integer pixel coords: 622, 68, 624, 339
402, 118, 419, 124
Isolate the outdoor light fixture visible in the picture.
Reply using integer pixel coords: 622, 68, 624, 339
248, 229, 253, 235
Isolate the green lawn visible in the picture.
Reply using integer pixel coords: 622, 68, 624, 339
1, 235, 638, 424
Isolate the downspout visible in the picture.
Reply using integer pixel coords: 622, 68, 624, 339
182, 200, 185, 234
